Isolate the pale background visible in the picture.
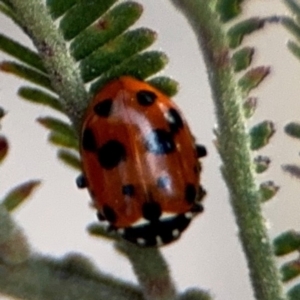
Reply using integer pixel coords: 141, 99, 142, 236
0, 1, 299, 299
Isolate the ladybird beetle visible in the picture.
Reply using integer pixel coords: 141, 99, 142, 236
79, 76, 206, 247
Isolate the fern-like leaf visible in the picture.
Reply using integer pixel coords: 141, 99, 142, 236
37, 116, 77, 143
59, 0, 118, 41
70, 2, 143, 61
0, 34, 45, 72
1, 180, 41, 212
90, 51, 169, 93
80, 28, 157, 83
46, 0, 76, 19
18, 87, 63, 113
57, 149, 81, 171
216, 0, 245, 23
0, 61, 52, 91
231, 47, 254, 72
0, 136, 8, 164
238, 66, 270, 95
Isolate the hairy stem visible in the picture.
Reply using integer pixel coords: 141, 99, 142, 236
169, 1, 285, 300
6, 0, 89, 130
0, 254, 144, 300
117, 241, 177, 300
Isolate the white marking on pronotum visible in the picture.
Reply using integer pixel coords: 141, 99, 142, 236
137, 238, 146, 245
172, 229, 180, 238
185, 212, 193, 219
130, 212, 178, 228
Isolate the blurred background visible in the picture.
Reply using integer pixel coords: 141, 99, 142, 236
0, 1, 299, 299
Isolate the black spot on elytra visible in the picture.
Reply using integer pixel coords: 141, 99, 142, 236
144, 129, 176, 155
102, 205, 117, 223
97, 140, 126, 169
196, 144, 207, 158
82, 128, 97, 151
142, 201, 162, 222
157, 176, 170, 189
94, 99, 113, 117
166, 108, 183, 134
122, 184, 135, 196
136, 90, 157, 106
185, 184, 197, 204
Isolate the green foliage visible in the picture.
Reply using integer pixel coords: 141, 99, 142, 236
57, 149, 81, 171
287, 40, 300, 60
0, 2, 18, 24
48, 132, 78, 149
288, 284, 300, 300
238, 66, 270, 95
88, 223, 121, 241
70, 2, 143, 61
0, 34, 45, 72
179, 289, 212, 300
259, 181, 279, 202
2, 181, 41, 212
18, 87, 63, 113
47, 0, 173, 95
227, 18, 266, 48
282, 17, 300, 41
0, 0, 175, 141
231, 47, 254, 72
0, 109, 41, 213
59, 0, 117, 41
46, 0, 76, 19
274, 231, 300, 256
216, 0, 245, 23
0, 110, 37, 266
283, 1, 300, 63
250, 121, 275, 150
1, 0, 298, 299
243, 97, 257, 118
168, 0, 284, 298
0, 61, 52, 90
281, 10, 300, 273
90, 51, 169, 93
147, 76, 179, 97
254, 156, 271, 174
80, 28, 156, 83
285, 122, 300, 139
218, 2, 276, 208
0, 205, 30, 264
280, 260, 300, 282
0, 136, 8, 163
284, 0, 300, 23
37, 116, 78, 149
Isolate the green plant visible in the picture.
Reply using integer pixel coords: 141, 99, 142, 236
1, 0, 300, 299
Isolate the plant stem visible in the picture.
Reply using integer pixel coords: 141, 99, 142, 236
169, 1, 285, 299
0, 254, 144, 300
6, 0, 89, 131
116, 241, 177, 300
